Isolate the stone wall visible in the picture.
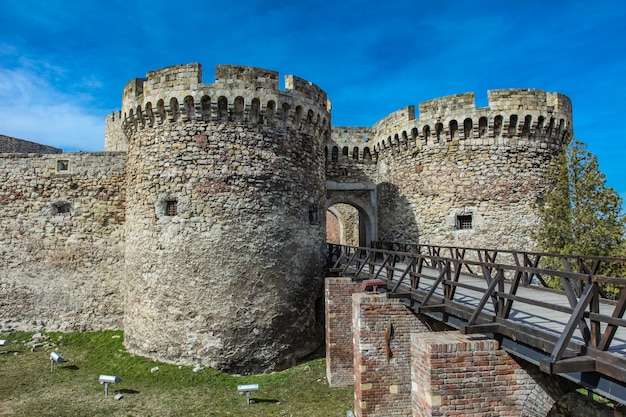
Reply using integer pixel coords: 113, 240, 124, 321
326, 127, 377, 185
1, 134, 62, 154
0, 152, 126, 331
1, 63, 578, 387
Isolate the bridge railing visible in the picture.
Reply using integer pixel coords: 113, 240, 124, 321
326, 243, 626, 387
370, 240, 626, 293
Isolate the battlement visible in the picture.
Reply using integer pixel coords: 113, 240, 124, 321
327, 127, 375, 163
215, 65, 279, 90
372, 89, 573, 155
120, 63, 330, 137
104, 111, 127, 152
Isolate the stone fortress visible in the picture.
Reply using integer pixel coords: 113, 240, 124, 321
0, 63, 573, 373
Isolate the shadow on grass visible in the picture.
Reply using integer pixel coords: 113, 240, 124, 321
116, 389, 140, 395
252, 398, 280, 404
61, 365, 80, 371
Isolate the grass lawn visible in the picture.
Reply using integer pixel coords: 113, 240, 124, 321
0, 331, 353, 417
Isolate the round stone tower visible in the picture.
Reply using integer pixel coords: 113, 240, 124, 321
120, 63, 330, 373
371, 89, 573, 249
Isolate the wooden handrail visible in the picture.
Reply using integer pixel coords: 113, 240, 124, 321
327, 243, 626, 387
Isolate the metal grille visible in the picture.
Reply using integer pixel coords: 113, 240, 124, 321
456, 214, 472, 230
166, 200, 178, 216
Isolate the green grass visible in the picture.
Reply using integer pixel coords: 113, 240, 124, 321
0, 331, 353, 416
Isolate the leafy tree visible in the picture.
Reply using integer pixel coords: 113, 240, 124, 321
534, 139, 625, 294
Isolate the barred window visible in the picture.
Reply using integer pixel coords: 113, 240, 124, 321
456, 215, 472, 230
165, 200, 178, 216
57, 160, 69, 172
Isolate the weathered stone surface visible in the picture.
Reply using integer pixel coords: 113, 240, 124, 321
1, 63, 574, 376
0, 134, 62, 154
0, 152, 126, 331
121, 64, 330, 373
327, 89, 572, 249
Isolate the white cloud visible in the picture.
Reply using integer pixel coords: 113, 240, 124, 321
0, 66, 105, 151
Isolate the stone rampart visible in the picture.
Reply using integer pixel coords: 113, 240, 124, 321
373, 89, 572, 148
1, 135, 62, 154
0, 152, 126, 331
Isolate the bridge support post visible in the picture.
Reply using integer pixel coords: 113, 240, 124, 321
410, 332, 561, 417
352, 293, 429, 417
325, 277, 360, 387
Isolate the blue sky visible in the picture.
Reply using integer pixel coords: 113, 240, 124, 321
0, 0, 624, 204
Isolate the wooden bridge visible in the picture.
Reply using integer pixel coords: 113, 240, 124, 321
327, 242, 626, 406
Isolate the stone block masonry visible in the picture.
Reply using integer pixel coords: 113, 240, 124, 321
0, 152, 126, 331
353, 293, 430, 417
0, 134, 62, 154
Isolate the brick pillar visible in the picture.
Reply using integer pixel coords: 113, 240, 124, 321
325, 277, 360, 387
353, 293, 429, 417
411, 332, 560, 417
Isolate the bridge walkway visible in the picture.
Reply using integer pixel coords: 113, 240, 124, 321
327, 243, 626, 405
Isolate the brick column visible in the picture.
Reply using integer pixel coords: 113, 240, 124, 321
411, 332, 551, 417
353, 293, 429, 417
325, 277, 360, 387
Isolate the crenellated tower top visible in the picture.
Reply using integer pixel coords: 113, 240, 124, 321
372, 89, 573, 155
119, 63, 331, 140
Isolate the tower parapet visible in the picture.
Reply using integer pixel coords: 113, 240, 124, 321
372, 89, 572, 155
120, 63, 330, 139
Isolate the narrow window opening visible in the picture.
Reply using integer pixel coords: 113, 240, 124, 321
165, 200, 178, 216
57, 160, 69, 172
309, 206, 319, 225
456, 214, 473, 230
449, 120, 458, 141
53, 202, 71, 216
478, 117, 487, 138
463, 118, 473, 139
508, 115, 518, 137
363, 147, 372, 162
494, 116, 503, 137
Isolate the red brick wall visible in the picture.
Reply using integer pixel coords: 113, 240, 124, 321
411, 332, 556, 417
326, 210, 340, 244
327, 285, 569, 416
325, 277, 360, 387
353, 293, 430, 417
